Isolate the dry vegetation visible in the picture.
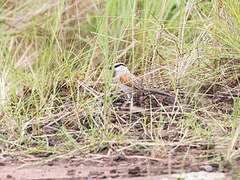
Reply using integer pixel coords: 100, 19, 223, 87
0, 0, 240, 179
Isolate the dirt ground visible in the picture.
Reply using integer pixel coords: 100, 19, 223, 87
0, 153, 235, 179
1, 82, 239, 180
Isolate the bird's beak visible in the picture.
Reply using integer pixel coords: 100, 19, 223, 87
109, 65, 112, 70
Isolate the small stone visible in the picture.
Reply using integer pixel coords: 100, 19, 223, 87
113, 155, 126, 162
202, 165, 213, 172
110, 169, 117, 174
128, 166, 141, 176
67, 169, 76, 176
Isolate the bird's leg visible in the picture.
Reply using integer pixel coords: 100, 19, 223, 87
127, 93, 132, 102
122, 93, 132, 107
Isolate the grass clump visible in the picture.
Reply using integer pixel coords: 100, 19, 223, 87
0, 0, 239, 174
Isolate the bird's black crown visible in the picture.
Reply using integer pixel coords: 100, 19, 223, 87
109, 63, 126, 70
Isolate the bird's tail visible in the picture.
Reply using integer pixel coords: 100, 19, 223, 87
143, 87, 171, 96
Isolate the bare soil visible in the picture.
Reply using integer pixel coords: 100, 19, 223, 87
0, 152, 236, 179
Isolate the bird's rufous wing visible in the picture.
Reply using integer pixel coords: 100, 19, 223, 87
119, 74, 142, 90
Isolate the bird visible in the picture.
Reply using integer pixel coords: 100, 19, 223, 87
109, 63, 171, 103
